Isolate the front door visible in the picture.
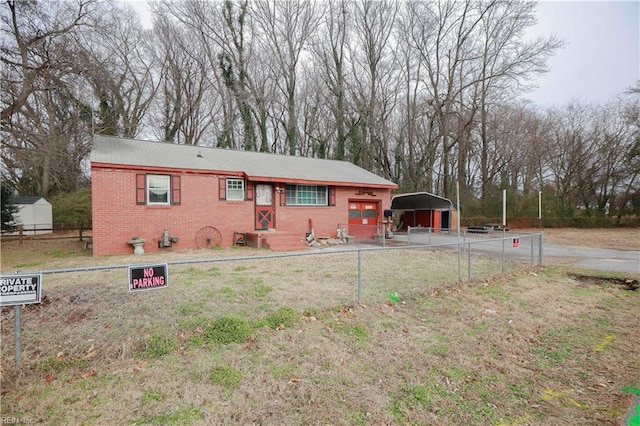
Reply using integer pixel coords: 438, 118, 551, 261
255, 184, 274, 230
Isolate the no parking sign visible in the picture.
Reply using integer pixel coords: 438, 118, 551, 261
128, 264, 168, 291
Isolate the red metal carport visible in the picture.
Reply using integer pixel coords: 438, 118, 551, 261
391, 192, 455, 230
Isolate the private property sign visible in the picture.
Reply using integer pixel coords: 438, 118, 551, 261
128, 264, 168, 291
0, 273, 42, 306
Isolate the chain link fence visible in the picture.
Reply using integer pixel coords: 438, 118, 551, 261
5, 231, 543, 311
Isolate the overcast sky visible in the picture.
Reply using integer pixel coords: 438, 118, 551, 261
124, 0, 639, 107
524, 0, 639, 106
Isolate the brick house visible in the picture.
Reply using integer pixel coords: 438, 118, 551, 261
90, 135, 397, 255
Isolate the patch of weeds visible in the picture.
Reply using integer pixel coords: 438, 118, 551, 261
390, 384, 432, 424
201, 288, 215, 299
332, 322, 369, 345
207, 266, 221, 275
47, 250, 84, 258
234, 265, 248, 272
176, 301, 202, 316
63, 395, 81, 404
507, 382, 530, 400
219, 286, 236, 299
346, 324, 369, 343
14, 261, 43, 268
323, 271, 332, 279
270, 362, 300, 379
530, 345, 567, 364
302, 307, 328, 321
178, 266, 222, 281
203, 317, 251, 344
178, 316, 210, 330
39, 357, 89, 373
139, 329, 177, 358
141, 389, 165, 404
331, 304, 351, 313
425, 344, 449, 356
471, 320, 491, 332
249, 283, 272, 299
344, 406, 369, 425
131, 406, 204, 425
575, 370, 590, 381
261, 306, 299, 329
210, 365, 243, 391
594, 316, 612, 327
232, 275, 252, 285
183, 333, 208, 349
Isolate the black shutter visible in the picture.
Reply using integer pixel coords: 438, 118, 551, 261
329, 186, 336, 206
245, 181, 254, 201
136, 174, 146, 205
171, 175, 181, 205
219, 177, 226, 200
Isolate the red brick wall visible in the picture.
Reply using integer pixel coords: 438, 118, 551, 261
91, 167, 392, 255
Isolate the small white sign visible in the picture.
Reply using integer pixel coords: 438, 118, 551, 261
0, 273, 42, 306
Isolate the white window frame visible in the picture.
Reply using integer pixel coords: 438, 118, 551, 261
285, 184, 328, 206
226, 178, 245, 201
147, 175, 170, 205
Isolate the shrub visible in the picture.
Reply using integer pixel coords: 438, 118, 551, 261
50, 188, 92, 227
203, 317, 251, 344
263, 306, 299, 329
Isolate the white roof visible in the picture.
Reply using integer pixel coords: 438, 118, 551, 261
91, 135, 397, 189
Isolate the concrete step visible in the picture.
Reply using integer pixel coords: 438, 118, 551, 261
247, 231, 308, 252
263, 233, 308, 252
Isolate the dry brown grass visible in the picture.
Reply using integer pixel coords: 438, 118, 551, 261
0, 230, 638, 425
535, 227, 640, 251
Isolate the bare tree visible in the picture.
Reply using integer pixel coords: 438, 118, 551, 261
1, 0, 98, 195
253, 0, 321, 155
144, 8, 213, 145
309, 0, 351, 160
1, 0, 95, 124
348, 0, 400, 177
77, 4, 158, 138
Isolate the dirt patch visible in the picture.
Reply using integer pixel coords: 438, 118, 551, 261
569, 273, 639, 291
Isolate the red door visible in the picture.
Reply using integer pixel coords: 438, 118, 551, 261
348, 201, 378, 239
255, 184, 274, 230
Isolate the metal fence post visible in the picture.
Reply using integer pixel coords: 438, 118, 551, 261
357, 249, 362, 304
501, 237, 506, 273
467, 242, 471, 281
539, 232, 544, 265
14, 305, 22, 364
457, 242, 462, 285
530, 234, 534, 266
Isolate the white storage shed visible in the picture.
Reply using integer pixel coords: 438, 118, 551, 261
9, 197, 53, 235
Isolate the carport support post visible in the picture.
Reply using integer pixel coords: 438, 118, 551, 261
14, 305, 22, 363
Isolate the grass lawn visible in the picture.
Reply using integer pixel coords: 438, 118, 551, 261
1, 229, 638, 425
